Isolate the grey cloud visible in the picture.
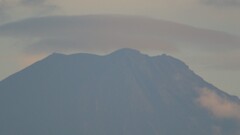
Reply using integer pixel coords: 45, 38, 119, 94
20, 0, 58, 13
201, 0, 240, 7
0, 0, 57, 24
0, 15, 240, 55
0, 0, 11, 23
21, 0, 47, 6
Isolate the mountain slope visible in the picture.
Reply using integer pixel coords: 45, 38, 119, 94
0, 48, 239, 135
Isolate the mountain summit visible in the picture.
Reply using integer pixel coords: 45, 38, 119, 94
0, 48, 239, 135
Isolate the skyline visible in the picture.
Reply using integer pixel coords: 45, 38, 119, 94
0, 0, 240, 96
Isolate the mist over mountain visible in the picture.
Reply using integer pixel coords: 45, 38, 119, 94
0, 48, 240, 135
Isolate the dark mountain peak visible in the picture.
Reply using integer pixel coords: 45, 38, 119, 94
109, 49, 185, 65
152, 54, 189, 70
46, 52, 66, 59
109, 48, 143, 57
160, 53, 172, 58
50, 52, 66, 57
159, 54, 184, 63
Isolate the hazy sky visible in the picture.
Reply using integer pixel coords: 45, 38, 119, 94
0, 0, 240, 96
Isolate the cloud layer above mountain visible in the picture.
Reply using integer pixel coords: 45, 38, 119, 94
201, 0, 240, 7
0, 0, 57, 23
0, 15, 240, 55
1, 15, 240, 75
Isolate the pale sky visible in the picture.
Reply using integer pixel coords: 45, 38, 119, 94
0, 0, 240, 96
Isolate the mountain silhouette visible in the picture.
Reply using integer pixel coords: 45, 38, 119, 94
0, 48, 239, 135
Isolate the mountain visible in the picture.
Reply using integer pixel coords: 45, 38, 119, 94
0, 48, 239, 135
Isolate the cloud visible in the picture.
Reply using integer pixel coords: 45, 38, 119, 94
0, 15, 240, 55
201, 0, 240, 7
19, 0, 58, 14
21, 0, 48, 6
0, 0, 57, 24
197, 88, 240, 119
1, 14, 240, 74
0, 0, 11, 22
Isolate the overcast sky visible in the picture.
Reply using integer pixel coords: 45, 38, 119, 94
0, 0, 240, 96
